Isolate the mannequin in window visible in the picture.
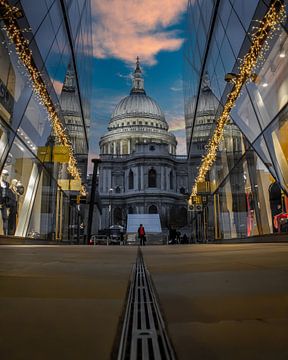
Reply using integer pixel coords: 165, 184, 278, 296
8, 179, 24, 235
0, 169, 10, 235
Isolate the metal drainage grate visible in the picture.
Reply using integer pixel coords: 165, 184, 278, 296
117, 249, 176, 360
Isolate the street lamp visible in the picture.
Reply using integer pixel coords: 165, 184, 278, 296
108, 188, 113, 227
87, 158, 101, 244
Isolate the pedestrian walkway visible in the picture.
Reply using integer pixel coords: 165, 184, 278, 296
142, 243, 288, 360
1, 243, 288, 359
0, 245, 137, 360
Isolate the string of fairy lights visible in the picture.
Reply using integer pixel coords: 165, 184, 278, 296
0, 0, 86, 195
189, 0, 286, 203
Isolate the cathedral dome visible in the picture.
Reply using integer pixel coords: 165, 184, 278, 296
100, 57, 177, 155
110, 93, 165, 122
186, 75, 219, 118
109, 57, 167, 128
185, 72, 220, 147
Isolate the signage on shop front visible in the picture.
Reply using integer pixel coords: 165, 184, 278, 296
188, 195, 203, 212
37, 145, 70, 163
58, 179, 82, 191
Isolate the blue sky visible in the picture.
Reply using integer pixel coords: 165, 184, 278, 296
88, 0, 188, 168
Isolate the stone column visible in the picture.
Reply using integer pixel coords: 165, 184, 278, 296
107, 169, 112, 190
120, 140, 123, 155
173, 171, 177, 192
135, 166, 139, 191
165, 167, 169, 191
140, 166, 144, 190
128, 139, 131, 154
160, 166, 164, 190
102, 168, 106, 193
124, 169, 127, 191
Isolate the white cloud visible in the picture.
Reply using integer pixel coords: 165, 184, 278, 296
91, 0, 187, 65
166, 112, 186, 155
170, 79, 183, 92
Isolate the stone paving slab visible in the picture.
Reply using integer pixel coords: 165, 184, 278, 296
0, 245, 137, 360
142, 243, 288, 360
1, 243, 288, 359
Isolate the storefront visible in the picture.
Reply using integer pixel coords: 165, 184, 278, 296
0, 0, 92, 240
185, 0, 288, 240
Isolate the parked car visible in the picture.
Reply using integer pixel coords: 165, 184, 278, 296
90, 225, 125, 245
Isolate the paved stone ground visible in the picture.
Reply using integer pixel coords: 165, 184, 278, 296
0, 245, 137, 360
1, 243, 288, 359
142, 243, 288, 360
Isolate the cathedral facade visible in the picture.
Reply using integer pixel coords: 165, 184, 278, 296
98, 59, 188, 231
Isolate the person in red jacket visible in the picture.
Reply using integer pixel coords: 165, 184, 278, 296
138, 224, 146, 246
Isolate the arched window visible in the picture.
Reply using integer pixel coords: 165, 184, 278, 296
148, 168, 156, 187
128, 206, 134, 214
169, 171, 173, 190
128, 169, 134, 189
149, 205, 158, 214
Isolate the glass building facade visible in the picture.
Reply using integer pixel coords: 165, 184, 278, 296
184, 0, 288, 240
0, 0, 92, 240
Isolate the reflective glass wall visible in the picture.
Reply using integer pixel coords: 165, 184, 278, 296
185, 0, 288, 240
0, 0, 92, 240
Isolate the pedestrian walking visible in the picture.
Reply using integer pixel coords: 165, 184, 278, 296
138, 224, 146, 246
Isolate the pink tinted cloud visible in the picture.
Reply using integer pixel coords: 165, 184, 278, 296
176, 133, 187, 155
52, 79, 63, 96
168, 117, 185, 132
91, 0, 187, 64
167, 117, 187, 155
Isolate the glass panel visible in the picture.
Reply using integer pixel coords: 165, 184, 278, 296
27, 167, 70, 241
213, 121, 245, 189
215, 153, 274, 240
34, 15, 55, 61
51, 44, 71, 99
0, 137, 36, 236
198, 0, 214, 32
21, 0, 49, 35
232, 0, 259, 32
225, 9, 246, 58
44, 37, 61, 82
247, 30, 288, 128
196, 4, 208, 60
253, 135, 277, 180
263, 104, 288, 193
48, 1, 63, 36
18, 95, 52, 153
219, 0, 232, 29
219, 35, 237, 73
230, 86, 262, 142
68, 0, 81, 41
